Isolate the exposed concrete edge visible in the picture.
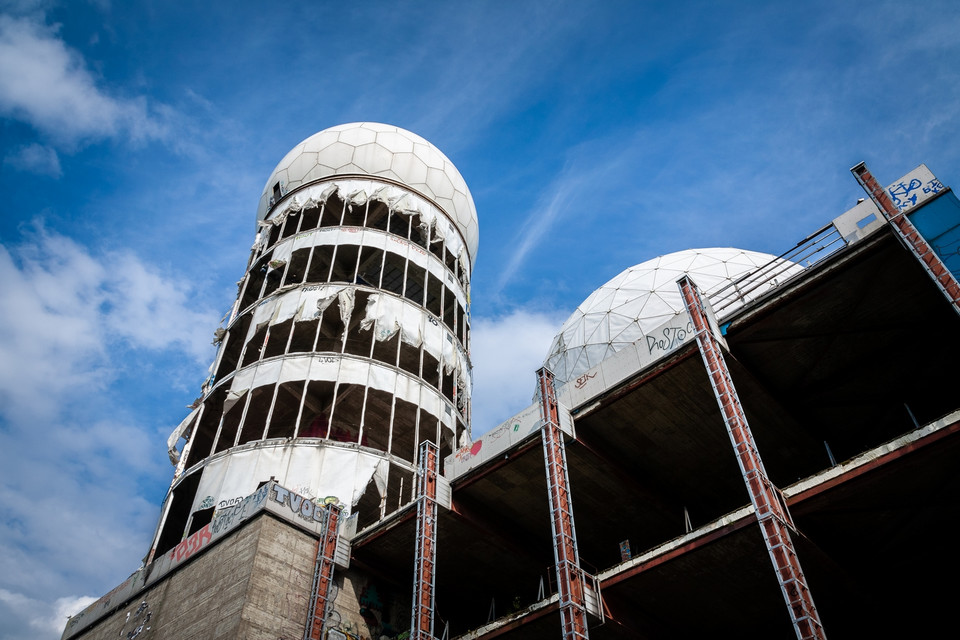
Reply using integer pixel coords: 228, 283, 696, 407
784, 407, 960, 502
452, 593, 560, 640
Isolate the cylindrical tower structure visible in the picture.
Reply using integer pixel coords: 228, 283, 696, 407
150, 123, 477, 556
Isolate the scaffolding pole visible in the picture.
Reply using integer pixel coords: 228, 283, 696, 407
411, 441, 439, 640
851, 162, 960, 317
304, 503, 342, 640
537, 367, 589, 640
678, 276, 827, 640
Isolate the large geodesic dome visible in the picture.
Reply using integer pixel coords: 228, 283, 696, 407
256, 122, 479, 263
544, 248, 802, 386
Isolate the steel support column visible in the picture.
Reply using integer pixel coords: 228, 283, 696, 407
678, 276, 826, 640
852, 162, 960, 317
411, 441, 439, 640
537, 367, 589, 640
304, 503, 342, 640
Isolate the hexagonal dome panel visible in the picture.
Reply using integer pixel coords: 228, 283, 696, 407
257, 123, 478, 263
544, 248, 804, 387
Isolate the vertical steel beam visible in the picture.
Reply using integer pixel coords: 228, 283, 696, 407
537, 367, 589, 640
411, 441, 439, 640
304, 503, 342, 640
852, 162, 960, 316
678, 276, 826, 640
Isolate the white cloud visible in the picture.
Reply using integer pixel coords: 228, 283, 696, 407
3, 142, 61, 177
0, 14, 168, 143
0, 227, 218, 640
469, 309, 565, 436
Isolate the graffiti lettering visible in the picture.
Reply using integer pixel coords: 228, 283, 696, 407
169, 524, 212, 563
217, 496, 243, 510
271, 485, 331, 523
888, 179, 923, 211
646, 322, 694, 355
574, 372, 596, 389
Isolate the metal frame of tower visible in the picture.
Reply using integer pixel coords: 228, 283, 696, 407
411, 440, 439, 640
851, 162, 960, 317
536, 367, 590, 640
678, 276, 827, 640
304, 503, 342, 640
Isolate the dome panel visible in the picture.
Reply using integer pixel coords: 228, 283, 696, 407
545, 248, 802, 387
257, 123, 479, 263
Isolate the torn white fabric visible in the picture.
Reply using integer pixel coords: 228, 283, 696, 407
189, 443, 392, 515
167, 407, 200, 465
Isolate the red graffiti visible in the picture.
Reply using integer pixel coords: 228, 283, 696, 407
169, 524, 212, 563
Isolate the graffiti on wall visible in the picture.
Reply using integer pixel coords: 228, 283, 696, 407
270, 484, 341, 524
169, 524, 212, 564
210, 482, 270, 535
118, 600, 152, 639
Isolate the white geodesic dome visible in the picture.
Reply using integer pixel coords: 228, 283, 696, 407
257, 122, 479, 263
544, 248, 802, 386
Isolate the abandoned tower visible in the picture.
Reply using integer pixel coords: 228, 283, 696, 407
64, 123, 960, 640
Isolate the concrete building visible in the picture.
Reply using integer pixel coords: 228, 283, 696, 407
64, 126, 960, 640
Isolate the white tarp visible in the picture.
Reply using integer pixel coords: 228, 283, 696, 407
189, 443, 390, 515
259, 179, 470, 272
167, 406, 200, 465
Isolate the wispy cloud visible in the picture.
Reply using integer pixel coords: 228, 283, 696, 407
3, 142, 61, 177
0, 14, 169, 144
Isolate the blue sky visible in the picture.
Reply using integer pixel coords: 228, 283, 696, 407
1, 1, 959, 637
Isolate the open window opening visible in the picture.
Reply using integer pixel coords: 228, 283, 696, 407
213, 390, 247, 454
289, 317, 319, 354
267, 221, 282, 248
298, 380, 335, 438
429, 233, 444, 263
187, 506, 214, 536
384, 463, 413, 518
342, 200, 366, 228
425, 273, 443, 317
307, 245, 334, 284
404, 262, 426, 307
263, 262, 285, 298
421, 351, 440, 390
343, 291, 373, 358
315, 296, 345, 353
266, 382, 302, 439
300, 205, 321, 233
417, 410, 440, 458
409, 220, 428, 249
283, 248, 310, 287
353, 474, 383, 531
380, 253, 406, 297
441, 283, 456, 332
456, 303, 466, 348
281, 211, 300, 240
214, 313, 250, 381
330, 244, 360, 284
236, 385, 273, 446
183, 395, 220, 469
262, 318, 293, 360
239, 256, 269, 311
397, 339, 421, 378
362, 389, 393, 453
356, 246, 384, 288
242, 323, 268, 368
371, 330, 399, 369
366, 201, 390, 232
154, 471, 201, 555
389, 210, 410, 239
329, 383, 363, 445
390, 398, 418, 463
319, 195, 345, 228
441, 363, 455, 405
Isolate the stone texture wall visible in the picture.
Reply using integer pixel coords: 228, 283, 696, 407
70, 513, 408, 640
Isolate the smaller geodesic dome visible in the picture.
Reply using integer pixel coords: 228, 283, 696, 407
544, 248, 802, 387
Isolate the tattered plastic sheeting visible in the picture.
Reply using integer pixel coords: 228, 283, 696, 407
258, 227, 468, 310
167, 406, 200, 465
189, 443, 389, 515
543, 248, 804, 387
360, 293, 471, 401
227, 354, 456, 430
258, 179, 470, 273
243, 284, 345, 346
